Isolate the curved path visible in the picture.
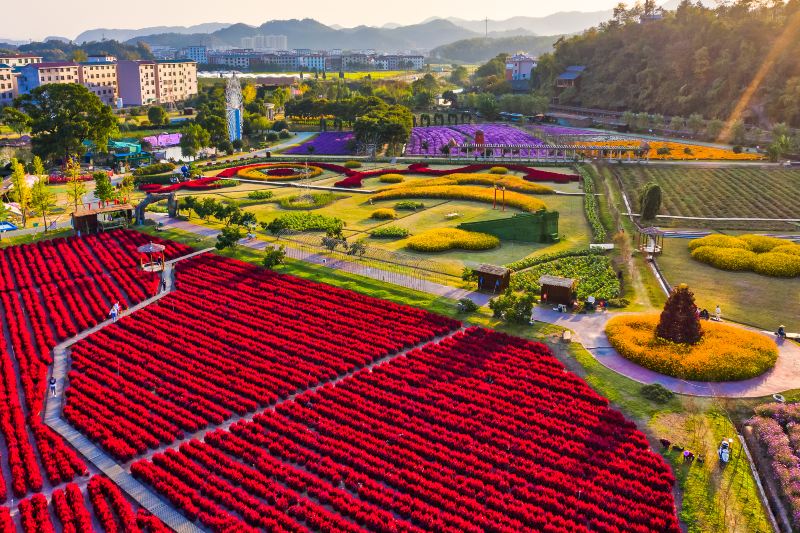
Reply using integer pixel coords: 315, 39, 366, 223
531, 307, 800, 397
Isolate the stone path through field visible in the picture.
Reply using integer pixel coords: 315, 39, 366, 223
531, 307, 800, 398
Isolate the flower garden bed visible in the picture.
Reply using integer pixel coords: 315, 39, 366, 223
372, 185, 548, 213
236, 163, 324, 181
605, 314, 778, 381
689, 234, 800, 277
510, 254, 620, 300
406, 228, 500, 252
577, 140, 764, 160
139, 176, 226, 194
284, 132, 355, 155
748, 402, 800, 530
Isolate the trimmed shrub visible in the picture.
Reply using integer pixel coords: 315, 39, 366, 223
371, 226, 409, 239
488, 166, 509, 174
457, 298, 479, 313
395, 200, 424, 210
247, 190, 273, 200
640, 384, 675, 404
771, 245, 800, 256
265, 212, 344, 234
640, 182, 662, 220
656, 284, 702, 345
752, 252, 800, 277
343, 160, 362, 169
690, 246, 757, 271
133, 162, 176, 177
738, 234, 788, 253
606, 313, 778, 381
688, 234, 749, 251
370, 208, 397, 220
379, 174, 405, 183
406, 228, 499, 252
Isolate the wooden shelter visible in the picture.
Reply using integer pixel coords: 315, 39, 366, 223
637, 226, 665, 257
539, 275, 577, 306
475, 264, 511, 293
72, 204, 133, 235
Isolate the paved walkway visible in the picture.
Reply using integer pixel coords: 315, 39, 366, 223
531, 307, 800, 397
151, 215, 492, 306
44, 249, 213, 533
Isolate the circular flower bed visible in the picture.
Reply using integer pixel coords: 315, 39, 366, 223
606, 314, 778, 381
689, 234, 800, 277
237, 163, 323, 181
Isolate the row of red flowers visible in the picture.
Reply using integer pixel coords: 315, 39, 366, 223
213, 161, 579, 188
0, 230, 189, 499
65, 253, 460, 461
131, 325, 679, 532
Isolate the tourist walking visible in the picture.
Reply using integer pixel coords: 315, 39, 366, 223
49, 377, 57, 397
715, 305, 722, 322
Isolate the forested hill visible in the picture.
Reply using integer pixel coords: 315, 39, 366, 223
535, 0, 800, 126
431, 35, 561, 64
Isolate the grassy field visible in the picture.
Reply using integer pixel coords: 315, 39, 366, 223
613, 165, 800, 230
137, 224, 775, 533
657, 236, 800, 331
183, 165, 589, 276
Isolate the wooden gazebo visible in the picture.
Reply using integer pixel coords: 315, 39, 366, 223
138, 242, 166, 272
475, 264, 510, 293
539, 275, 577, 306
637, 226, 665, 257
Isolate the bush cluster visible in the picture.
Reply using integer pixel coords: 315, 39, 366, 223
379, 174, 405, 183
511, 255, 620, 300
370, 226, 409, 239
247, 191, 274, 200
343, 160, 362, 169
395, 200, 425, 210
577, 167, 607, 243
132, 162, 176, 177
370, 208, 397, 220
506, 248, 602, 272
689, 234, 800, 277
277, 193, 339, 210
406, 228, 499, 252
265, 212, 344, 234
488, 166, 509, 175
606, 314, 778, 381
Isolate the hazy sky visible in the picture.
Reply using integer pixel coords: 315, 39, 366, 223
3, 0, 623, 41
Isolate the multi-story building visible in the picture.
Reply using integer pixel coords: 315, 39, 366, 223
379, 54, 424, 70
298, 54, 325, 71
155, 60, 198, 104
241, 35, 288, 50
17, 62, 80, 93
208, 49, 259, 69
79, 59, 118, 105
341, 54, 372, 71
0, 64, 14, 105
117, 60, 158, 106
505, 54, 537, 81
0, 54, 42, 68
179, 46, 208, 64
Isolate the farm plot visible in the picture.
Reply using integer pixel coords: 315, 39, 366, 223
613, 166, 800, 230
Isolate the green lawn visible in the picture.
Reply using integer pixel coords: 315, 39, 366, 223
613, 165, 800, 231
657, 236, 800, 331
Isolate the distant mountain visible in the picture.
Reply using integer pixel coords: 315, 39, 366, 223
0, 38, 26, 47
75, 23, 232, 44
438, 11, 613, 36
430, 35, 561, 64
127, 18, 479, 51
43, 36, 71, 43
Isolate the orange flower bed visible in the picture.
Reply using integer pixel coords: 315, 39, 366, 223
606, 314, 778, 381
576, 140, 764, 161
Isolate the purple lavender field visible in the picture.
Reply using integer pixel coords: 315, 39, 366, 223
285, 132, 355, 155
404, 124, 547, 157
749, 402, 800, 527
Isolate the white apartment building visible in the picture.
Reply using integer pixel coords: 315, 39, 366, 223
155, 60, 198, 104
79, 61, 118, 106
0, 64, 14, 105
0, 54, 42, 68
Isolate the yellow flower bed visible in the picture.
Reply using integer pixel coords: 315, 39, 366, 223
237, 163, 324, 181
373, 184, 548, 212
379, 174, 405, 183
406, 228, 499, 252
606, 314, 778, 381
370, 208, 397, 220
576, 140, 764, 161
398, 174, 554, 195
689, 234, 800, 277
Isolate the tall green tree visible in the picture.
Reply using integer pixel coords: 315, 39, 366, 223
1, 107, 31, 138
640, 182, 662, 220
147, 106, 168, 126
93, 171, 115, 206
9, 158, 31, 227
118, 174, 135, 203
180, 123, 211, 159
30, 174, 56, 231
656, 284, 702, 345
16, 84, 117, 162
64, 158, 87, 211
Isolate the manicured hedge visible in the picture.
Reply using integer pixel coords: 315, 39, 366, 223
370, 226, 409, 239
406, 228, 499, 252
133, 163, 176, 177
689, 234, 800, 277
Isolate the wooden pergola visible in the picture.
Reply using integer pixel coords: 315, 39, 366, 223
72, 204, 134, 235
